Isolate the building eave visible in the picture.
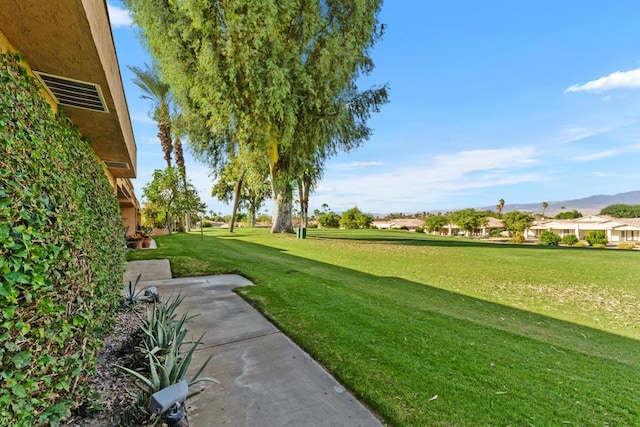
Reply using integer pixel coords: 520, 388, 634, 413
0, 0, 137, 179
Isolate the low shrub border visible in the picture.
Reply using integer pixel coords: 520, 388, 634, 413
0, 52, 125, 425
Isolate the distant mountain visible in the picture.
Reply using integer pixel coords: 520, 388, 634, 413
479, 190, 640, 216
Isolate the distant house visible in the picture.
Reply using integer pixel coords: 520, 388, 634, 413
433, 217, 504, 237
528, 215, 640, 243
372, 218, 424, 230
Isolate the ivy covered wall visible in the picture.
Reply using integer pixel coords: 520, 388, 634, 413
0, 53, 125, 425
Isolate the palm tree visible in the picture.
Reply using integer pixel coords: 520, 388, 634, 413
128, 63, 173, 168
542, 201, 549, 218
497, 198, 505, 218
129, 63, 191, 231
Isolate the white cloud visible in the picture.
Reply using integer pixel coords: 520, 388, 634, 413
137, 135, 160, 146
556, 126, 602, 144
431, 147, 538, 177
314, 146, 544, 212
555, 120, 638, 144
571, 144, 640, 162
107, 4, 133, 28
130, 112, 156, 125
330, 161, 383, 171
591, 171, 640, 178
565, 68, 640, 93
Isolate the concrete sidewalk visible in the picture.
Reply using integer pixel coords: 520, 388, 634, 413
125, 261, 382, 427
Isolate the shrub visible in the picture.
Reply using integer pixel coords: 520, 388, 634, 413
555, 210, 583, 219
318, 212, 341, 228
618, 243, 634, 250
574, 240, 589, 247
340, 206, 373, 229
512, 232, 525, 244
592, 243, 606, 249
202, 221, 213, 227
0, 53, 125, 425
539, 230, 561, 246
561, 234, 579, 246
490, 228, 504, 237
414, 226, 424, 233
585, 230, 608, 246
599, 203, 640, 218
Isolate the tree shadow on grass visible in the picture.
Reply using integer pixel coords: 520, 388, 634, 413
134, 232, 640, 425
142, 232, 640, 365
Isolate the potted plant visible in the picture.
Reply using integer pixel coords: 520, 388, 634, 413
127, 226, 149, 249
127, 235, 144, 249
142, 234, 153, 248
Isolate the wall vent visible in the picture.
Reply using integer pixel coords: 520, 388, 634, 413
103, 161, 130, 170
34, 71, 109, 113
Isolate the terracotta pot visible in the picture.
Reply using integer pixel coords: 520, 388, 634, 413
142, 238, 153, 248
128, 239, 143, 249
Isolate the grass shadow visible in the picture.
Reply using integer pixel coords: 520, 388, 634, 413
128, 231, 640, 426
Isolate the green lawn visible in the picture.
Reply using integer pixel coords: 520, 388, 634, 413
128, 228, 640, 426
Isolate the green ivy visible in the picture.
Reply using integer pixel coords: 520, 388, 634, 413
0, 53, 126, 426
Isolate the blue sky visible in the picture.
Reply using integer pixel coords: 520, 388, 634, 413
108, 1, 640, 215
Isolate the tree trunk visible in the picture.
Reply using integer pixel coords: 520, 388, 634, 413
271, 180, 294, 233
157, 123, 173, 168
250, 206, 256, 227
229, 177, 243, 233
175, 138, 189, 230
297, 178, 310, 229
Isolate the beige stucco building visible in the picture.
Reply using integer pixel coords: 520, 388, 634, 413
528, 215, 640, 243
0, 0, 139, 232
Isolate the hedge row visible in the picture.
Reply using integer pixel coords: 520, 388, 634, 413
0, 53, 126, 426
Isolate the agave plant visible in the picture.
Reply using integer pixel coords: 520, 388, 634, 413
117, 330, 218, 421
138, 294, 197, 356
123, 273, 159, 307
116, 295, 218, 422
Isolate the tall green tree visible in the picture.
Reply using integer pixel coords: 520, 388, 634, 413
212, 150, 271, 230
124, 0, 388, 233
541, 201, 549, 218
318, 211, 341, 228
424, 213, 449, 234
212, 155, 245, 234
599, 204, 640, 218
143, 167, 205, 232
555, 209, 582, 219
340, 207, 373, 229
449, 208, 488, 236
502, 211, 535, 236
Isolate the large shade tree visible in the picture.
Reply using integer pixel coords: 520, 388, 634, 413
502, 210, 535, 236
424, 213, 449, 234
124, 0, 388, 233
450, 208, 488, 237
